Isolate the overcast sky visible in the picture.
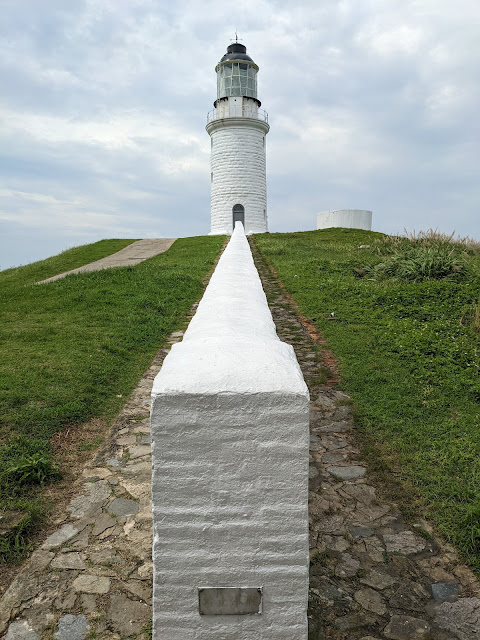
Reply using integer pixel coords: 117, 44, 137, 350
1, 0, 479, 269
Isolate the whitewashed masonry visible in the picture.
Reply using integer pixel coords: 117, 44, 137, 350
151, 223, 310, 639
317, 209, 372, 231
206, 42, 269, 235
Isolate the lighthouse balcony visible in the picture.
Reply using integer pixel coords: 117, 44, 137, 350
207, 107, 269, 124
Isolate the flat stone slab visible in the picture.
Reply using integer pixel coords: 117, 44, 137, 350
128, 444, 151, 459
5, 621, 40, 640
73, 575, 111, 594
67, 481, 110, 519
322, 452, 346, 464
435, 597, 480, 639
92, 513, 117, 536
108, 498, 139, 516
37, 238, 177, 284
54, 614, 89, 640
431, 582, 459, 600
108, 594, 152, 637
51, 552, 86, 570
384, 615, 430, 639
106, 458, 122, 467
117, 435, 136, 446
42, 524, 80, 550
316, 421, 351, 433
348, 523, 374, 539
360, 568, 397, 590
354, 587, 386, 615
327, 465, 366, 481
384, 531, 426, 555
334, 553, 360, 577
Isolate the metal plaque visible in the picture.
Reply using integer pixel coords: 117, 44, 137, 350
198, 587, 262, 615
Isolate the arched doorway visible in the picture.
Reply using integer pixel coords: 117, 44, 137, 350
232, 204, 245, 229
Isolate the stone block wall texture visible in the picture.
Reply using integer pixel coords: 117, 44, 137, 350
317, 209, 372, 231
208, 119, 268, 235
151, 224, 310, 639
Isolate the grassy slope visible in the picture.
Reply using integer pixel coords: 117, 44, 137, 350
0, 236, 225, 557
255, 228, 480, 573
0, 239, 137, 285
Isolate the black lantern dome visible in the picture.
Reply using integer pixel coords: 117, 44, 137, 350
220, 43, 255, 64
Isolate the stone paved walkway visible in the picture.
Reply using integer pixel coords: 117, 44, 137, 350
2, 239, 480, 639
37, 239, 177, 284
0, 324, 189, 640
249, 236, 480, 640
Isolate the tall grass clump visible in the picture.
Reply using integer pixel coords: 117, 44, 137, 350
361, 228, 473, 282
365, 244, 467, 282
405, 228, 480, 252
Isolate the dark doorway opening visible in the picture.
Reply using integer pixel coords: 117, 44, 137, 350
232, 204, 245, 228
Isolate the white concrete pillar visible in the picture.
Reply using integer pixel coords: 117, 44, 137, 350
151, 224, 309, 639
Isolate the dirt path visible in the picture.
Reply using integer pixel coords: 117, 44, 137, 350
249, 235, 480, 640
37, 238, 176, 284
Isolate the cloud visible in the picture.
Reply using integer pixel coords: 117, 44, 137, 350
1, 0, 479, 269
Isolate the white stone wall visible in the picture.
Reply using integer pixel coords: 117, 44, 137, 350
151, 224, 309, 639
317, 209, 372, 231
207, 117, 269, 235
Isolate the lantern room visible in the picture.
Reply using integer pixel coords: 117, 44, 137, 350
215, 43, 260, 105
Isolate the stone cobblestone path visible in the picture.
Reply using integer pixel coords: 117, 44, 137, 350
2, 238, 480, 639
249, 236, 480, 640
0, 328, 183, 639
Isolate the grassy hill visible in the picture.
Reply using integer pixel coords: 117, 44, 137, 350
0, 236, 225, 560
255, 228, 480, 575
2, 228, 480, 578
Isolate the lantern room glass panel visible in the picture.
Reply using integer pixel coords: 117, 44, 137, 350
217, 62, 258, 99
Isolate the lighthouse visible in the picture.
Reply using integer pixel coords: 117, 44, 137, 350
206, 42, 270, 235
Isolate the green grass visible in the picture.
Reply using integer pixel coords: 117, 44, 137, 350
0, 235, 225, 559
255, 228, 480, 574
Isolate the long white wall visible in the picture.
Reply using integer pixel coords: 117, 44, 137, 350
151, 224, 309, 639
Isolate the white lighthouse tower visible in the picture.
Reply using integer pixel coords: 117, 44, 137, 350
206, 42, 270, 235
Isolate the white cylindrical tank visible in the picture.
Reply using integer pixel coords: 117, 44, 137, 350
316, 209, 372, 231
206, 43, 269, 235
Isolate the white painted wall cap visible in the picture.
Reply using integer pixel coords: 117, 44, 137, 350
152, 224, 308, 396
152, 338, 308, 395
